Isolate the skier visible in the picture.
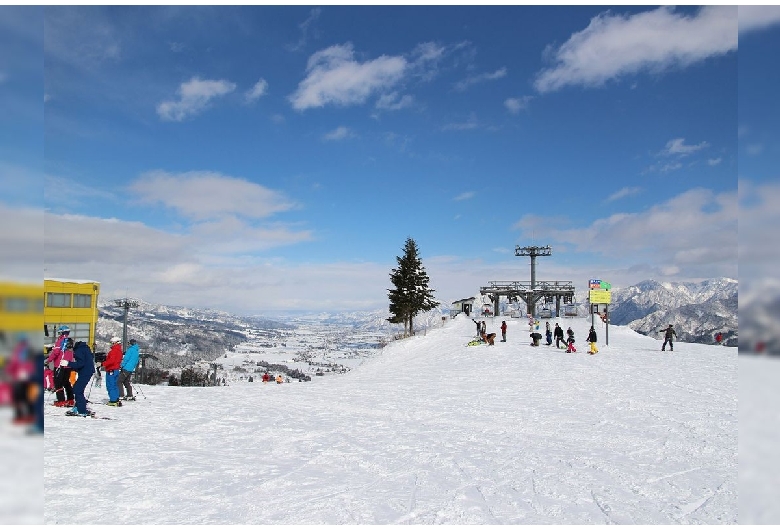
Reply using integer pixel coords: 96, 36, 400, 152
6, 338, 35, 424
566, 327, 577, 353
500, 321, 507, 342
661, 325, 677, 352
67, 341, 95, 417
119, 339, 140, 401
545, 322, 553, 346
587, 326, 599, 355
103, 337, 123, 406
554, 323, 564, 349
46, 326, 75, 407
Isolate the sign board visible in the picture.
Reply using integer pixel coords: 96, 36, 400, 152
601, 281, 611, 290
589, 279, 601, 289
589, 289, 612, 304
591, 303, 609, 314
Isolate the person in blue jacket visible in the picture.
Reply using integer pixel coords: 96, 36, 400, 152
118, 339, 140, 401
67, 341, 95, 417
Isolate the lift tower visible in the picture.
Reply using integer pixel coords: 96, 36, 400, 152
515, 245, 552, 292
114, 298, 139, 352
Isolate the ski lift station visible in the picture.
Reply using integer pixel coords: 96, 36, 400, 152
449, 297, 476, 318
479, 245, 577, 318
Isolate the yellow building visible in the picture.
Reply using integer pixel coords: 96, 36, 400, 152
43, 278, 100, 352
0, 281, 43, 364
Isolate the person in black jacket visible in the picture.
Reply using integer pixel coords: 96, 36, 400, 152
661, 324, 677, 351
67, 341, 96, 417
566, 327, 576, 353
587, 326, 599, 355
554, 323, 565, 349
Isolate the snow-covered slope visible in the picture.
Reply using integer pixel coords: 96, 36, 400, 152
43, 314, 737, 524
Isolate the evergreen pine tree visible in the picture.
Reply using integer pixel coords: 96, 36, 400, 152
388, 237, 439, 336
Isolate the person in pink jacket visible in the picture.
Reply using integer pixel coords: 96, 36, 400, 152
6, 339, 35, 424
46, 326, 75, 407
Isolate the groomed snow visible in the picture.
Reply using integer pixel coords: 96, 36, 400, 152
43, 315, 737, 524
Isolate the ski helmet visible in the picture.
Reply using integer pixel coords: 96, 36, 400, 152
58, 325, 70, 334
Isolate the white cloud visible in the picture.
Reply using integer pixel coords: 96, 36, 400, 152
746, 144, 764, 156
442, 112, 479, 131
504, 96, 533, 114
245, 78, 269, 103
287, 7, 321, 52
605, 186, 642, 202
659, 138, 710, 157
534, 6, 737, 93
157, 77, 236, 121
453, 191, 475, 201
322, 126, 353, 141
454, 67, 507, 91
375, 92, 414, 111
0, 203, 42, 283
739, 5, 780, 34
707, 157, 722, 166
129, 170, 297, 221
289, 43, 407, 111
513, 187, 737, 280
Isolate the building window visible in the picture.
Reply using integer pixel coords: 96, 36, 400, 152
73, 294, 92, 308
46, 293, 71, 308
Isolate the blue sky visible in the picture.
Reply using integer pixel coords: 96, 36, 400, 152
2, 5, 778, 313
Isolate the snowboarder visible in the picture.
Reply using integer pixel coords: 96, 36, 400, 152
587, 326, 598, 355
661, 325, 677, 352
566, 327, 576, 353
554, 323, 564, 349
67, 341, 95, 417
119, 339, 140, 401
103, 337, 123, 406
500, 321, 507, 342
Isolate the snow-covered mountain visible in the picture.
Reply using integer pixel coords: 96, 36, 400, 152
599, 278, 738, 347
96, 300, 291, 368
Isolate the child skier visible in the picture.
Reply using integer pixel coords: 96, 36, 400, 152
566, 327, 577, 353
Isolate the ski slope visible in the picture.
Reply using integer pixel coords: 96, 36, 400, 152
43, 315, 738, 524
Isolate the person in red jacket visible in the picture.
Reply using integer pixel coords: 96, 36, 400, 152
500, 321, 507, 342
102, 337, 123, 406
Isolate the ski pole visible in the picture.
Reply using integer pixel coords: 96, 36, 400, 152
86, 376, 95, 401
134, 383, 147, 400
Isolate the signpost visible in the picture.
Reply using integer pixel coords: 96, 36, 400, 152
589, 279, 611, 345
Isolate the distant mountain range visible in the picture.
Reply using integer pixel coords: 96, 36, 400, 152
95, 277, 739, 370
605, 278, 738, 347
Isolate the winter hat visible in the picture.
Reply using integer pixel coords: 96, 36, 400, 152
129, 339, 137, 345
110, 336, 121, 344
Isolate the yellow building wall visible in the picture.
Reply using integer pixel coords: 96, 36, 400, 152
44, 279, 100, 351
